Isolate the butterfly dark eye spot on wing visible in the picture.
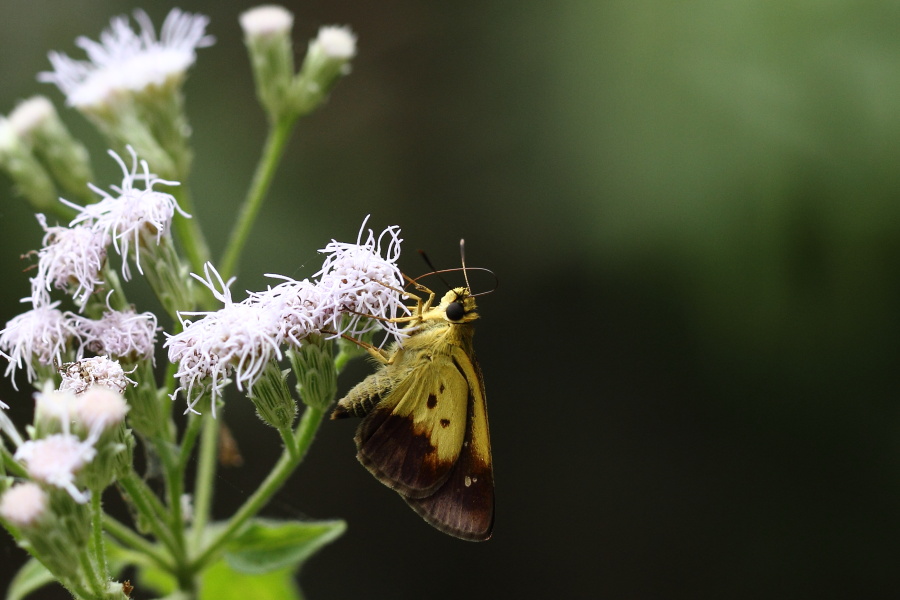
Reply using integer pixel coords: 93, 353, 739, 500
445, 301, 465, 321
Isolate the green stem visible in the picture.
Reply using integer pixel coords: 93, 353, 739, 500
190, 410, 219, 550
103, 514, 174, 572
118, 473, 180, 557
77, 543, 104, 599
191, 405, 324, 572
220, 118, 295, 280
171, 186, 212, 275
1, 447, 27, 477
90, 492, 109, 579
177, 412, 204, 472
151, 437, 187, 562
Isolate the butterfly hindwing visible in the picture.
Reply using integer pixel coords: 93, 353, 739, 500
403, 350, 493, 541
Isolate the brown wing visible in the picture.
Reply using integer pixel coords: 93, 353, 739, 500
403, 350, 494, 541
355, 356, 468, 499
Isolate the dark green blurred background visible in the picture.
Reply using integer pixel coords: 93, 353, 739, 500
3, 1, 900, 598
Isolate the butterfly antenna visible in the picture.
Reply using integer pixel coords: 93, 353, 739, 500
417, 249, 452, 289
460, 239, 472, 291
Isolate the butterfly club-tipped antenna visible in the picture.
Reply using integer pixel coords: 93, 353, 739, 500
409, 239, 498, 298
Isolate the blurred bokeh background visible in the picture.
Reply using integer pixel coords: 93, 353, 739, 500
2, 1, 900, 598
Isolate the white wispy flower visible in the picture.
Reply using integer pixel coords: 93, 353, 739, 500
58, 355, 136, 396
32, 213, 109, 309
65, 147, 188, 280
39, 9, 214, 108
0, 483, 49, 528
165, 263, 282, 416
0, 300, 81, 387
70, 304, 157, 362
314, 218, 408, 338
250, 277, 327, 349
15, 434, 96, 503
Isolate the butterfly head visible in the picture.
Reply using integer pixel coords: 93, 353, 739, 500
438, 287, 479, 324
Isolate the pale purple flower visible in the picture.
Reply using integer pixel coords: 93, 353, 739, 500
0, 300, 81, 387
0, 483, 49, 528
31, 214, 109, 309
64, 147, 188, 281
314, 217, 408, 338
165, 263, 282, 416
70, 305, 157, 362
58, 355, 136, 396
15, 434, 96, 503
39, 9, 214, 108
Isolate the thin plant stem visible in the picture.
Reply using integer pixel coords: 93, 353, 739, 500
189, 409, 219, 551
177, 412, 204, 472
151, 437, 187, 562
118, 473, 180, 557
220, 118, 295, 280
190, 405, 324, 573
77, 544, 104, 599
171, 186, 211, 275
90, 492, 109, 579
103, 514, 174, 572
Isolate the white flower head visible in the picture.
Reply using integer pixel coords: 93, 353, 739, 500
32, 213, 109, 309
314, 217, 408, 338
75, 385, 129, 435
66, 147, 188, 281
8, 96, 56, 138
313, 26, 357, 60
39, 9, 214, 108
0, 483, 49, 528
0, 300, 80, 388
33, 384, 79, 431
71, 303, 158, 362
240, 5, 294, 37
58, 355, 136, 396
15, 434, 96, 503
250, 277, 328, 349
165, 263, 282, 416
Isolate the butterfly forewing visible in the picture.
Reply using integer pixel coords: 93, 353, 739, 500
356, 361, 467, 498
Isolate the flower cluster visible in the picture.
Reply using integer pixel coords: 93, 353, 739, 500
166, 218, 408, 415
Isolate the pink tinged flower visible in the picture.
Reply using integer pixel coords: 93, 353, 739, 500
0, 483, 49, 528
32, 214, 109, 309
70, 307, 157, 362
0, 301, 81, 387
65, 147, 188, 281
314, 217, 409, 338
58, 355, 136, 395
165, 263, 282, 416
38, 9, 214, 108
75, 386, 128, 435
15, 434, 96, 503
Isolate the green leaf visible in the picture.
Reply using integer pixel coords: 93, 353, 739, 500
200, 559, 302, 600
224, 518, 346, 574
6, 558, 56, 600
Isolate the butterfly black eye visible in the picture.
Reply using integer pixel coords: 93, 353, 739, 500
446, 301, 465, 321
